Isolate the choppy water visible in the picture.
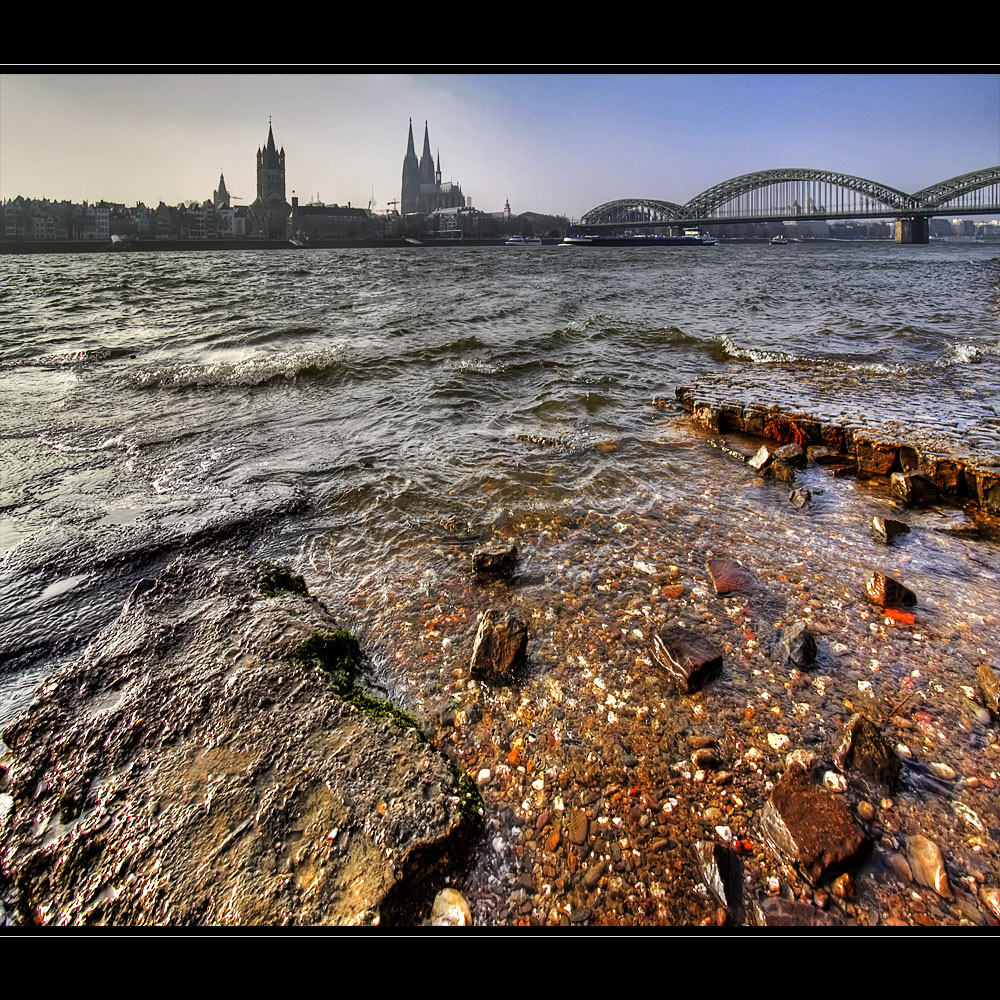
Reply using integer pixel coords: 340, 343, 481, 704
2, 243, 1000, 925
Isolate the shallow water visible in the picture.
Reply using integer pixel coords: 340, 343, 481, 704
2, 243, 999, 925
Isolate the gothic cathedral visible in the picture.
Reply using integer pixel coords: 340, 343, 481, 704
400, 120, 466, 217
251, 121, 290, 238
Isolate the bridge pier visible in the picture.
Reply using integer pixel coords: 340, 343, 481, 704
895, 216, 929, 244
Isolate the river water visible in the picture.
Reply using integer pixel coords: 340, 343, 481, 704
2, 243, 999, 925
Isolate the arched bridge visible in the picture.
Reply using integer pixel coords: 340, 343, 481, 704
580, 166, 1000, 242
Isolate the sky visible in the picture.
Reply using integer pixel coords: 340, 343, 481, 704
1, 71, 998, 220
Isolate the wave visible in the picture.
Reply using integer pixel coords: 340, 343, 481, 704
1, 346, 136, 369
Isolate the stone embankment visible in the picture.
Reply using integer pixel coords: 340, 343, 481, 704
0, 557, 478, 927
671, 384, 1000, 521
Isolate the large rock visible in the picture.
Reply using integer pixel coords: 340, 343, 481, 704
752, 897, 841, 927
694, 840, 744, 924
469, 609, 528, 681
833, 713, 902, 791
652, 627, 723, 693
890, 471, 939, 507
760, 763, 871, 885
0, 556, 473, 927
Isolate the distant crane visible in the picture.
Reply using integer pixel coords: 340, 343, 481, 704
386, 198, 400, 214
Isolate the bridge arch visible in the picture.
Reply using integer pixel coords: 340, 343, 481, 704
580, 198, 685, 225
682, 168, 918, 221
911, 166, 1000, 210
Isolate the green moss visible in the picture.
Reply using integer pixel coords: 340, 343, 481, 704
258, 561, 309, 599
454, 767, 484, 824
290, 630, 425, 741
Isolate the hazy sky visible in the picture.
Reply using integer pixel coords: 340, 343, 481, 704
1, 71, 997, 219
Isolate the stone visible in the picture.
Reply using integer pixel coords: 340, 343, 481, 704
906, 835, 952, 899
977, 663, 1000, 718
870, 516, 910, 544
694, 840, 745, 924
789, 489, 812, 509
567, 810, 589, 845
469, 609, 528, 682
430, 888, 473, 926
863, 571, 916, 610
752, 897, 841, 926
759, 762, 871, 886
705, 557, 757, 595
806, 445, 844, 464
854, 438, 899, 476
833, 713, 902, 791
0, 556, 471, 927
766, 459, 797, 483
472, 543, 519, 579
890, 470, 939, 506
651, 626, 723, 693
777, 621, 817, 670
773, 442, 806, 468
748, 444, 774, 471
981, 887, 1000, 920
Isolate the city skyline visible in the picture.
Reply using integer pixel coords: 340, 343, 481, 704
1, 71, 998, 219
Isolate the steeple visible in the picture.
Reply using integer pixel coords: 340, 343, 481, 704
214, 170, 230, 209
419, 120, 435, 185
436, 150, 442, 186
406, 118, 416, 158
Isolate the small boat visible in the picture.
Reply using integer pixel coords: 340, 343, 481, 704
404, 237, 423, 246
770, 234, 788, 245
505, 235, 543, 246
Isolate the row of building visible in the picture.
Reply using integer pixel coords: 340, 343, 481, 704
2, 120, 569, 243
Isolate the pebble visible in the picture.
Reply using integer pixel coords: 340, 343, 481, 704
477, 768, 491, 785
981, 888, 1000, 920
567, 810, 589, 845
768, 733, 790, 752
823, 770, 848, 793
430, 888, 473, 926
857, 800, 875, 821
906, 835, 952, 899
929, 762, 957, 781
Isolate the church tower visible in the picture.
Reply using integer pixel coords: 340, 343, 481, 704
419, 121, 435, 187
251, 120, 290, 238
213, 170, 231, 210
401, 118, 421, 216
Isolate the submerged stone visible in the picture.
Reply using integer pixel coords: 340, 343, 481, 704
906, 835, 952, 899
430, 888, 473, 926
706, 557, 757, 595
870, 516, 910, 544
752, 897, 841, 927
760, 762, 870, 886
833, 713, 902, 791
472, 543, 519, 580
863, 570, 916, 609
470, 609, 528, 682
777, 621, 817, 670
652, 626, 723, 693
977, 662, 1000, 719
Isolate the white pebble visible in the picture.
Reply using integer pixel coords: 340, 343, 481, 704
767, 733, 790, 752
476, 768, 491, 785
823, 770, 847, 793
896, 743, 912, 758
930, 762, 957, 781
715, 825, 733, 842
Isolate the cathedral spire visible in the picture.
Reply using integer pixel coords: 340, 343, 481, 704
419, 121, 435, 186
406, 118, 416, 158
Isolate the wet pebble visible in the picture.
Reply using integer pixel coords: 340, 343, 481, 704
430, 888, 473, 926
906, 835, 952, 899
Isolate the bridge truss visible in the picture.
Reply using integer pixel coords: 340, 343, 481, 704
580, 166, 1000, 228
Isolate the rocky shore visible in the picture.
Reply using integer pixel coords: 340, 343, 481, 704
2, 391, 999, 929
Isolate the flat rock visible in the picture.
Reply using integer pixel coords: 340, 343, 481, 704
705, 557, 757, 595
807, 445, 845, 465
863, 570, 916, 609
871, 516, 910, 544
472, 543, 519, 580
833, 714, 901, 791
759, 763, 871, 886
0, 556, 470, 927
694, 840, 744, 924
652, 626, 723, 693
773, 442, 806, 468
469, 609, 528, 681
753, 897, 842, 927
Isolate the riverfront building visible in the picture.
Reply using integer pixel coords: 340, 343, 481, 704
250, 122, 290, 238
400, 119, 468, 218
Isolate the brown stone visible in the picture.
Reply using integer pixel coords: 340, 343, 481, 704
705, 557, 757, 595
834, 714, 902, 790
753, 897, 842, 926
651, 626, 723, 693
863, 571, 916, 609
871, 516, 910, 544
469, 609, 528, 681
472, 543, 519, 579
854, 438, 899, 476
760, 763, 871, 885
807, 445, 844, 464
978, 663, 1000, 718
890, 470, 939, 506
773, 443, 806, 468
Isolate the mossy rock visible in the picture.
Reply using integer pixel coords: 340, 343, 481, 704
257, 561, 309, 599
